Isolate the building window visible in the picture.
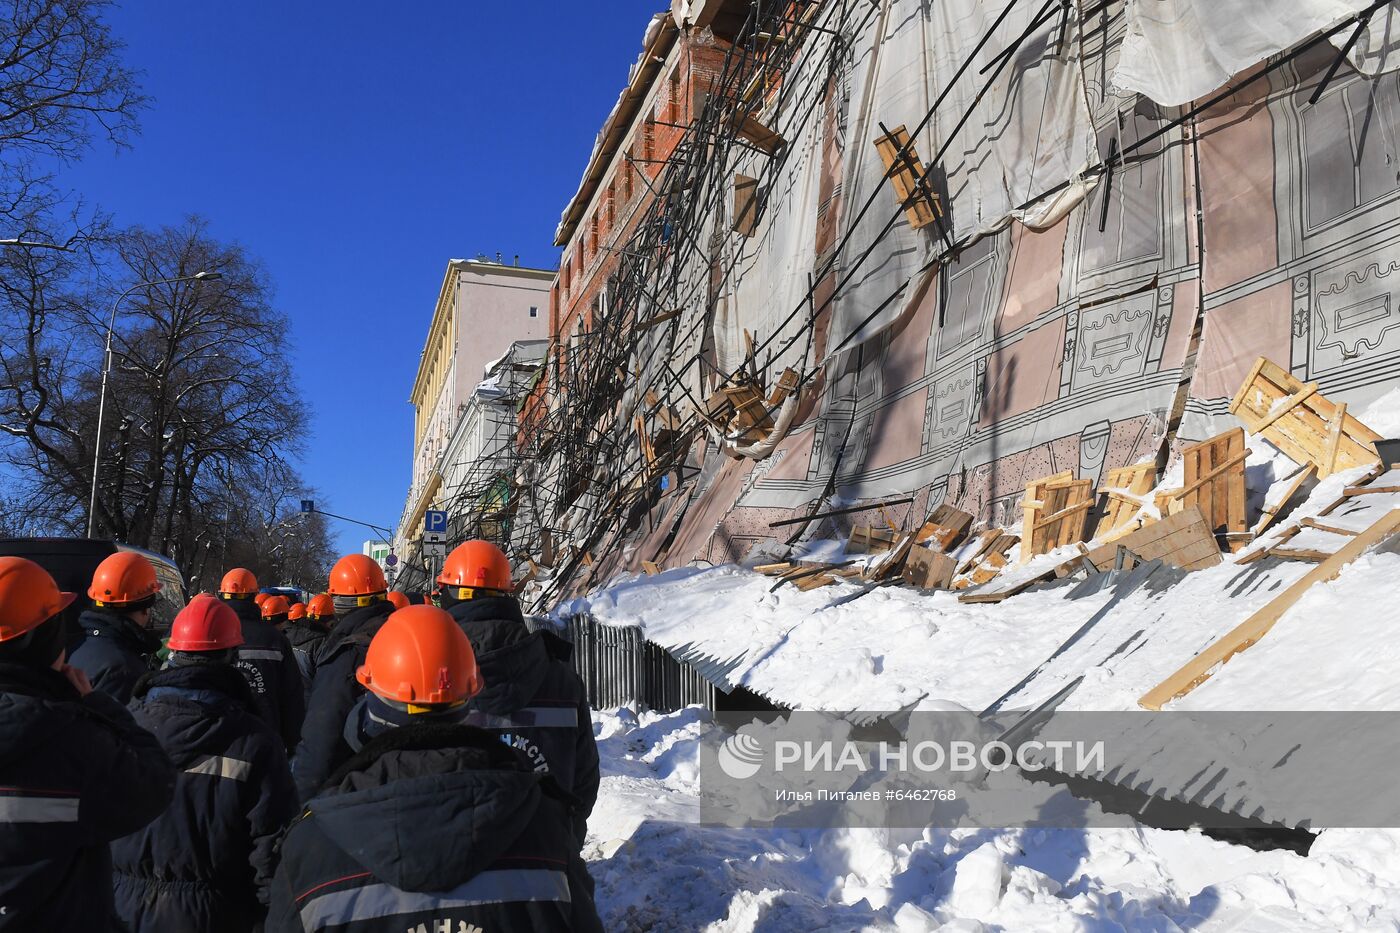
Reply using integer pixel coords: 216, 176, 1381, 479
643, 119, 655, 163
622, 159, 633, 201
529, 306, 538, 318
606, 182, 616, 229
669, 67, 682, 123
589, 215, 599, 258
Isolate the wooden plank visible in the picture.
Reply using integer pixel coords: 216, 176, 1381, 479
642, 560, 661, 575
752, 562, 793, 575
872, 124, 940, 230
733, 112, 785, 155
733, 174, 760, 236
1253, 464, 1313, 536
1251, 382, 1318, 433
1020, 471, 1077, 564
1139, 507, 1400, 710
1323, 401, 1347, 476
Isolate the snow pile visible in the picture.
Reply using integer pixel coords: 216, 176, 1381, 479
588, 707, 1400, 931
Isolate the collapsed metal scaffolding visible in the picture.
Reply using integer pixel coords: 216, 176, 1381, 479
415, 0, 1382, 612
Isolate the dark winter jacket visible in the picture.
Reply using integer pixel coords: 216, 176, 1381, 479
231, 599, 306, 753
283, 621, 328, 697
290, 600, 394, 801
450, 596, 599, 846
267, 723, 603, 933
112, 662, 299, 932
0, 661, 176, 933
66, 608, 161, 705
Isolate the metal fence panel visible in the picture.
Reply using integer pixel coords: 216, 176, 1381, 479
562, 613, 716, 712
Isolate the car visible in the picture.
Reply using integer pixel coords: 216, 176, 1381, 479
0, 538, 188, 637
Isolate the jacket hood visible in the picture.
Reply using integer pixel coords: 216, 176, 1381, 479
75, 607, 162, 655
448, 599, 549, 713
284, 621, 328, 650
0, 662, 81, 757
310, 723, 545, 892
130, 663, 259, 766
318, 600, 394, 659
225, 596, 262, 625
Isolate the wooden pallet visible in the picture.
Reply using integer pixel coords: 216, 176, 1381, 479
1172, 428, 1250, 551
1092, 463, 1156, 541
1020, 472, 1093, 563
902, 545, 957, 590
917, 504, 973, 552
1077, 506, 1222, 573
1252, 464, 1314, 536
1140, 505, 1400, 709
1230, 356, 1382, 478
873, 124, 941, 231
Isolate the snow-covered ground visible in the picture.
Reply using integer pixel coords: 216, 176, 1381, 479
587, 706, 1400, 931
576, 390, 1400, 928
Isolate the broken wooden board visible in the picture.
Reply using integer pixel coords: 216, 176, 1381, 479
918, 504, 973, 552
1229, 356, 1382, 478
642, 560, 662, 575
1264, 472, 1400, 562
1252, 464, 1314, 536
1092, 463, 1156, 540
1139, 506, 1400, 710
953, 529, 1006, 576
1177, 428, 1249, 551
873, 123, 941, 231
865, 531, 918, 581
957, 560, 1059, 604
1021, 474, 1093, 564
902, 545, 957, 590
1078, 506, 1221, 572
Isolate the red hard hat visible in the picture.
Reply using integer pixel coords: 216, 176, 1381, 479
328, 554, 387, 597
260, 595, 290, 620
356, 605, 481, 706
167, 595, 244, 651
0, 557, 76, 642
220, 568, 258, 596
88, 552, 161, 606
306, 593, 335, 621
386, 591, 410, 610
287, 602, 307, 620
437, 540, 513, 593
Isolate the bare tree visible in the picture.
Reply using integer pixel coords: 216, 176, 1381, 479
0, 217, 332, 588
0, 0, 145, 164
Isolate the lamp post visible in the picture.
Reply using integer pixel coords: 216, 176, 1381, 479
86, 270, 223, 538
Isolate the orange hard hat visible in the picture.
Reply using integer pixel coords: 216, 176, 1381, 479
328, 554, 387, 598
260, 595, 290, 619
386, 591, 410, 610
306, 593, 335, 621
0, 557, 76, 642
356, 605, 481, 707
253, 592, 270, 607
88, 551, 161, 607
168, 595, 244, 652
287, 602, 307, 620
437, 540, 513, 593
220, 568, 258, 596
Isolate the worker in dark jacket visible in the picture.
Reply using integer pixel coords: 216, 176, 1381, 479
66, 550, 164, 704
260, 594, 291, 630
438, 540, 599, 847
221, 568, 305, 754
284, 593, 332, 692
268, 605, 602, 932
113, 595, 298, 932
291, 554, 394, 801
0, 557, 176, 932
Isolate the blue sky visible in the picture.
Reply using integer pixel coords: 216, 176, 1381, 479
57, 1, 662, 555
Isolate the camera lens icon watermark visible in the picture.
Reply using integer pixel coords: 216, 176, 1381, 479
716, 732, 765, 780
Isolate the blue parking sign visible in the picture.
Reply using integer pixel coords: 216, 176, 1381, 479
424, 510, 448, 534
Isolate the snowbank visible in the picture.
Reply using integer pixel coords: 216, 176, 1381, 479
588, 707, 1400, 931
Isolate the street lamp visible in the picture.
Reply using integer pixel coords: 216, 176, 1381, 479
86, 270, 224, 538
